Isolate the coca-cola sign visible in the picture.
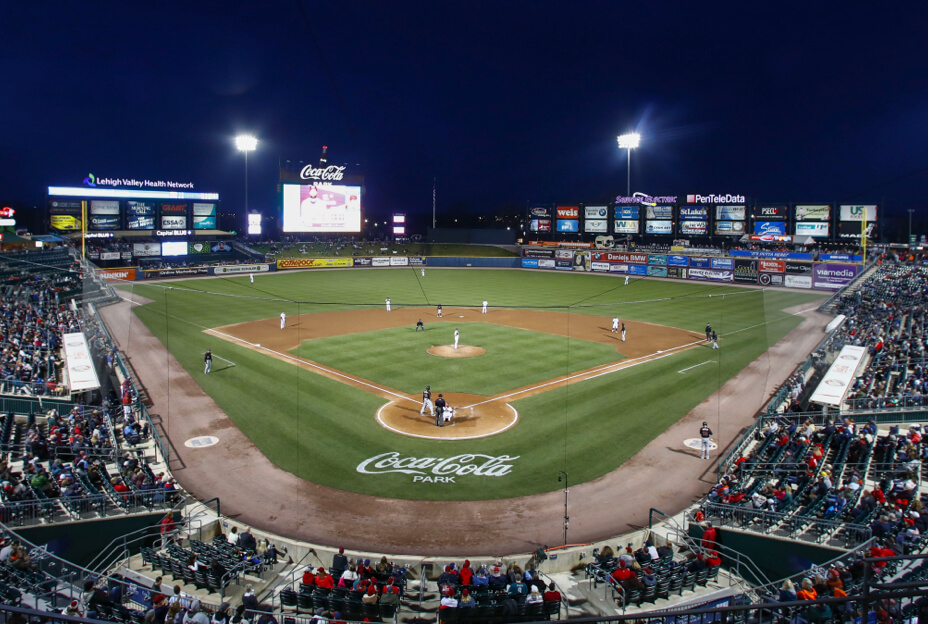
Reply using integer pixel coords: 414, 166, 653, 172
356, 451, 519, 482
300, 164, 347, 181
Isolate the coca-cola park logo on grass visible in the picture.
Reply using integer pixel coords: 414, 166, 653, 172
356, 452, 519, 483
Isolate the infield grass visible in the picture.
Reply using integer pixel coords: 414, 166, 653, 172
121, 268, 825, 500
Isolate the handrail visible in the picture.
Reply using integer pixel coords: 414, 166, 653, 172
701, 502, 873, 546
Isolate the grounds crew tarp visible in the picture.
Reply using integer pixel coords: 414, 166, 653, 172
809, 345, 866, 407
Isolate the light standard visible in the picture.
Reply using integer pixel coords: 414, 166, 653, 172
617, 133, 641, 197
557, 471, 569, 545
235, 135, 258, 224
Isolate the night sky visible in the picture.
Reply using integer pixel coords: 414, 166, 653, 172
3, 3, 927, 234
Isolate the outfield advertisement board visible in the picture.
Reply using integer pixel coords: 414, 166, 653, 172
529, 219, 551, 232
538, 259, 555, 269
679, 206, 708, 220
523, 249, 556, 258
213, 264, 272, 275
629, 264, 648, 276
521, 258, 539, 268
715, 221, 745, 235
754, 221, 786, 236
785, 261, 812, 275
143, 267, 210, 278
812, 263, 859, 289
729, 250, 814, 261
819, 253, 862, 262
666, 267, 685, 278
277, 258, 354, 269
711, 258, 734, 270
584, 206, 608, 219
584, 220, 608, 233
734, 260, 758, 283
372, 258, 391, 267
591, 262, 610, 272
556, 219, 579, 232
795, 205, 831, 220
716, 205, 746, 221
785, 275, 812, 289
752, 205, 787, 220
680, 221, 708, 235
97, 268, 137, 281
613, 220, 639, 234
592, 252, 647, 264
646, 220, 672, 234
645, 206, 673, 219
758, 273, 784, 286
795, 222, 830, 237
668, 255, 689, 267
758, 259, 785, 273
689, 257, 711, 268
839, 205, 877, 221
688, 268, 732, 282
647, 266, 668, 277
353, 257, 373, 266
614, 206, 639, 220
648, 254, 667, 266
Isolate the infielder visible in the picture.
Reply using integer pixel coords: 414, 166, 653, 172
699, 421, 713, 460
711, 330, 719, 349
204, 349, 212, 374
386, 298, 391, 312
482, 300, 488, 314
454, 328, 460, 350
435, 394, 447, 427
420, 386, 434, 417
621, 322, 626, 342
612, 316, 619, 333
705, 323, 712, 342
437, 304, 443, 318
280, 312, 286, 329
416, 319, 425, 332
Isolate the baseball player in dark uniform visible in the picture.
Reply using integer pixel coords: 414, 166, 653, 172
204, 349, 212, 374
416, 319, 425, 332
437, 304, 443, 318
705, 323, 712, 342
420, 386, 434, 417
699, 421, 713, 460
711, 330, 719, 349
435, 394, 447, 427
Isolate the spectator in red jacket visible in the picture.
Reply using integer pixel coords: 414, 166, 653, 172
315, 567, 335, 589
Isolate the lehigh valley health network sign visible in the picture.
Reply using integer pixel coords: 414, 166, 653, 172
82, 173, 194, 190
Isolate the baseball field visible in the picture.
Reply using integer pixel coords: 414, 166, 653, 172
118, 268, 823, 502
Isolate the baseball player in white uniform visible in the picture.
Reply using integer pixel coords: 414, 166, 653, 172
624, 275, 630, 286
437, 304, 442, 318
250, 274, 254, 283
421, 268, 425, 277
454, 328, 460, 350
280, 312, 286, 329
442, 404, 455, 425
482, 300, 488, 314
386, 298, 391, 312
612, 317, 619, 333
420, 386, 434, 416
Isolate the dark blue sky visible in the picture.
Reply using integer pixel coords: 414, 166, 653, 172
3, 2, 927, 229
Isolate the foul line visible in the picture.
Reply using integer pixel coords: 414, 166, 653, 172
213, 355, 237, 366
119, 295, 144, 306
678, 361, 714, 374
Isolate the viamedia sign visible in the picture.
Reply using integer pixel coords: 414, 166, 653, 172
357, 452, 519, 483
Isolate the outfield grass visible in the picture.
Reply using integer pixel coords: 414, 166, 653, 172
123, 268, 824, 500
294, 323, 623, 396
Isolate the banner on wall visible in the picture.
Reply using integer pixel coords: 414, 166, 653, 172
688, 268, 732, 282
734, 259, 758, 283
711, 258, 734, 270
812, 263, 859, 289
648, 254, 667, 266
795, 222, 830, 237
785, 275, 812, 289
679, 206, 708, 220
556, 206, 579, 218
646, 220, 672, 234
530, 219, 552, 232
716, 206, 746, 221
754, 221, 786, 236
758, 273, 784, 286
795, 205, 830, 221
584, 220, 608, 233
668, 255, 689, 267
646, 206, 673, 219
277, 258, 354, 269
133, 243, 161, 257
839, 205, 877, 222
758, 259, 785, 273
584, 206, 608, 219
680, 221, 707, 235
715, 221, 745, 235
557, 219, 579, 232
90, 200, 120, 215
613, 220, 639, 234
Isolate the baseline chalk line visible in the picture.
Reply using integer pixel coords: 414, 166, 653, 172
678, 361, 715, 374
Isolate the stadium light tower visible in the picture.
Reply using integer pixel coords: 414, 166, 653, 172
235, 135, 258, 218
617, 133, 641, 197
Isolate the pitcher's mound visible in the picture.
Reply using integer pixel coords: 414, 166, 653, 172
428, 345, 485, 358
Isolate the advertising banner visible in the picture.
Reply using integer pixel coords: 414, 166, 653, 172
193, 215, 217, 229
90, 215, 120, 230
629, 264, 649, 276
647, 266, 668, 277
648, 254, 667, 266
592, 252, 648, 264
758, 273, 784, 286
646, 220, 672, 234
610, 264, 628, 273
614, 206, 639, 220
521, 258, 539, 268
353, 257, 373, 267
408, 257, 426, 265
144, 267, 210, 278
753, 205, 788, 220
591, 262, 611, 272
538, 259, 556, 269
809, 345, 867, 406
584, 220, 608, 233
689, 257, 711, 268
97, 268, 136, 281
667, 267, 685, 279
188, 242, 211, 254
277, 258, 354, 269
160, 203, 187, 213
819, 253, 862, 262
758, 259, 785, 273
127, 215, 154, 230
613, 220, 639, 234
734, 259, 758, 283
711, 258, 734, 270
530, 219, 552, 232
573, 252, 591, 271
372, 257, 391, 267
785, 261, 812, 275
716, 205, 746, 221
646, 206, 674, 219
50, 199, 82, 212
785, 275, 812, 289
838, 222, 877, 240
680, 221, 707, 235
100, 252, 121, 260
523, 248, 556, 258
555, 260, 574, 269
390, 257, 409, 266
557, 219, 579, 232
555, 249, 575, 260
679, 206, 708, 220
529, 206, 552, 218
213, 264, 271, 275
688, 268, 733, 282
795, 222, 830, 237
729, 249, 814, 261
715, 221, 746, 235
63, 332, 101, 392
556, 206, 579, 218
812, 263, 859, 289
193, 202, 217, 216
668, 255, 689, 267
754, 221, 786, 236
839, 205, 878, 222
126, 201, 154, 215
133, 242, 161, 257
50, 214, 80, 230
795, 205, 831, 220
161, 215, 187, 229
90, 200, 120, 215
584, 206, 608, 219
